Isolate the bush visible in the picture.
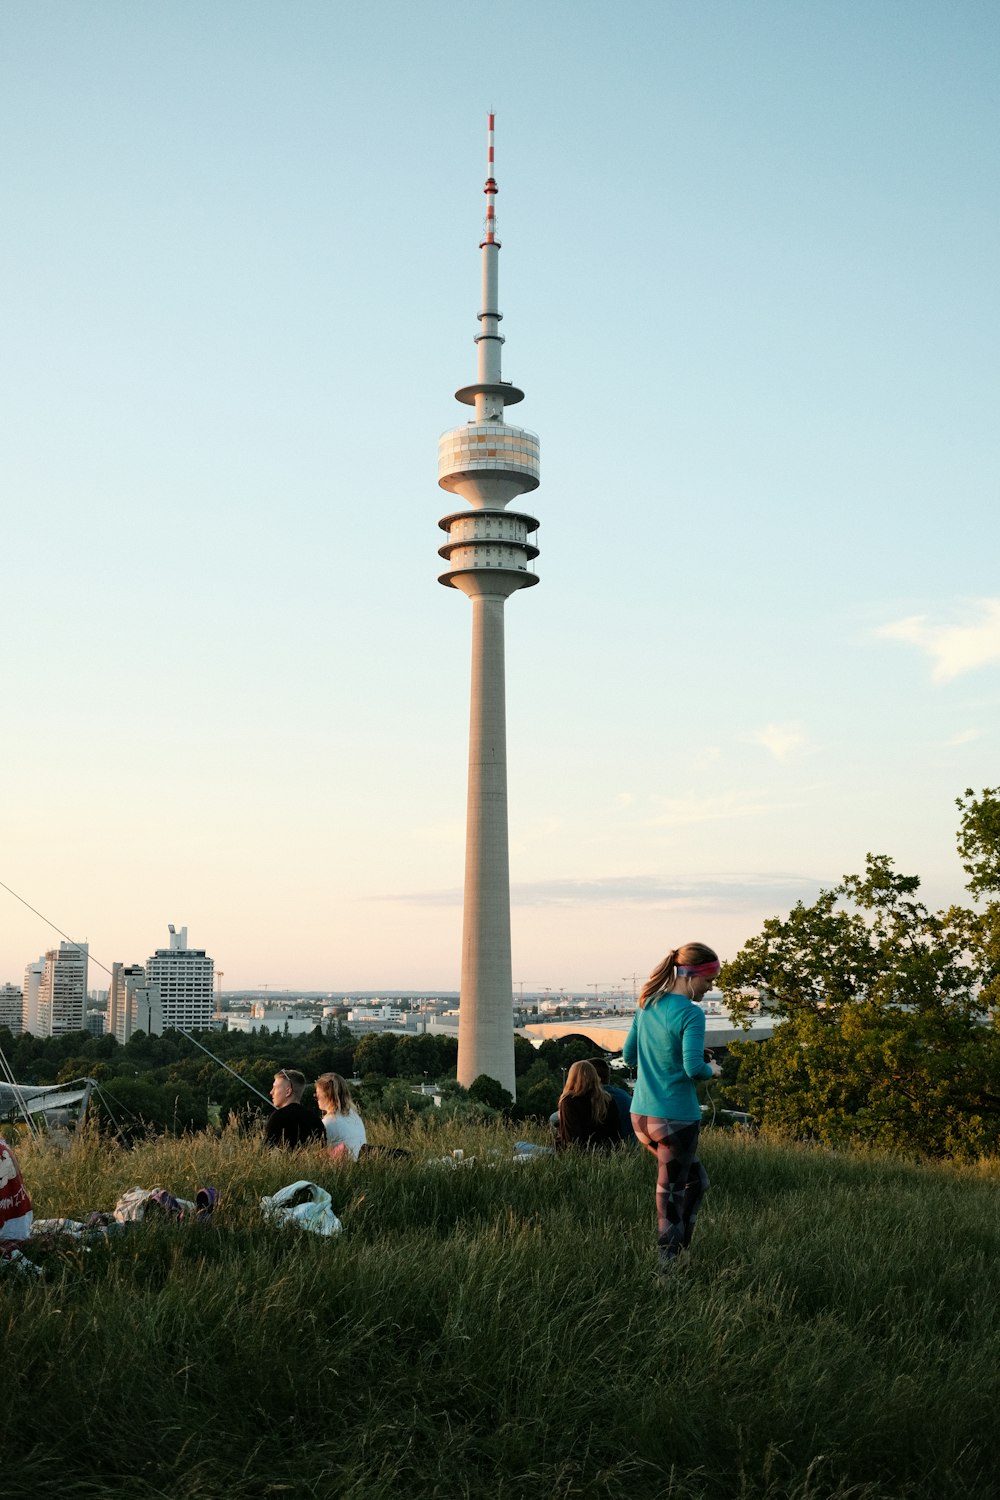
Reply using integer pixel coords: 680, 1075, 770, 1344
467, 1073, 513, 1110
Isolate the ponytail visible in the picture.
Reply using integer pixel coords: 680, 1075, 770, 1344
639, 949, 678, 1007
638, 943, 719, 1008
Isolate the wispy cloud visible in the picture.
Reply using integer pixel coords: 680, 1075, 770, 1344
745, 722, 807, 761
379, 873, 826, 910
944, 728, 981, 747
877, 599, 1000, 682
648, 791, 787, 828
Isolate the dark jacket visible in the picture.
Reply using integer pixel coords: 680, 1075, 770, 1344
263, 1102, 325, 1148
556, 1092, 623, 1150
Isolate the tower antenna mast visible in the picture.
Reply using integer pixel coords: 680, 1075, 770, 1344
436, 114, 541, 1097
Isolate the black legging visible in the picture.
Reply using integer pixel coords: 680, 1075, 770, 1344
630, 1115, 709, 1260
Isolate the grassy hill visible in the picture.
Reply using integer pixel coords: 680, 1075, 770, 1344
4, 1121, 1000, 1500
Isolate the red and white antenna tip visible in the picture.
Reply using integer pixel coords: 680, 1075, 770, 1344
483, 110, 498, 244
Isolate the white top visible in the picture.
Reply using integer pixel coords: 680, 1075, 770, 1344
322, 1109, 367, 1160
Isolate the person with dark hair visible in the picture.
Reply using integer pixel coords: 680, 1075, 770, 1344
556, 1061, 623, 1150
623, 943, 722, 1270
263, 1069, 325, 1148
589, 1056, 637, 1144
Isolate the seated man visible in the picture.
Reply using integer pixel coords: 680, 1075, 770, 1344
0, 1134, 33, 1243
263, 1069, 325, 1149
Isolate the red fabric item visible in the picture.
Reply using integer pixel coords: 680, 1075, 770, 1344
0, 1137, 32, 1234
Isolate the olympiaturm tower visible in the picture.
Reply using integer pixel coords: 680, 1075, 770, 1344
437, 115, 540, 1098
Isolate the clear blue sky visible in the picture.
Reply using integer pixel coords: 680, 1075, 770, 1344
2, 1, 997, 992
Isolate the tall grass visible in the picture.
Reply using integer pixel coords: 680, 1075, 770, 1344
4, 1121, 999, 1500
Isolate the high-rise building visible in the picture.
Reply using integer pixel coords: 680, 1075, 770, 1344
144, 924, 213, 1033
36, 941, 89, 1036
108, 962, 150, 1043
108, 963, 127, 1043
0, 982, 23, 1034
22, 958, 45, 1035
436, 115, 540, 1098
133, 980, 163, 1037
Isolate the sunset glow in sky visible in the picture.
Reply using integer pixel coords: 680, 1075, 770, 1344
2, 1, 997, 992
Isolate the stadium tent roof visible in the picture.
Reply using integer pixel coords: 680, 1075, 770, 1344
0, 1078, 95, 1116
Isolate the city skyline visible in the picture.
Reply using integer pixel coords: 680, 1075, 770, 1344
2, 3, 997, 992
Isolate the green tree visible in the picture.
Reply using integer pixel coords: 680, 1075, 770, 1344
467, 1074, 513, 1111
722, 801, 1000, 1158
375, 1080, 435, 1123
392, 1032, 439, 1079
354, 1033, 399, 1078
513, 1035, 537, 1076
537, 1036, 595, 1073
517, 1074, 560, 1120
956, 786, 1000, 1011
91, 1074, 209, 1141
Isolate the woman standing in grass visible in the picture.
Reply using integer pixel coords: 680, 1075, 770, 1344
315, 1073, 367, 1161
623, 943, 722, 1271
556, 1060, 623, 1150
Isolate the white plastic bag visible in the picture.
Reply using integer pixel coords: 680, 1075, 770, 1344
260, 1180, 342, 1237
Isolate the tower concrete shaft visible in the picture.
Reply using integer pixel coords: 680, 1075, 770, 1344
437, 114, 540, 1099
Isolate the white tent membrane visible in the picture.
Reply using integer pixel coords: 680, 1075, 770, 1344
0, 1078, 95, 1122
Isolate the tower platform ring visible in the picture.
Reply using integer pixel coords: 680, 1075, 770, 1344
437, 507, 540, 534
437, 539, 539, 563
438, 565, 540, 591
438, 467, 540, 497
454, 381, 524, 406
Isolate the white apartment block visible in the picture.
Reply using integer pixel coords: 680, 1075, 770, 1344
22, 959, 45, 1035
133, 981, 163, 1036
108, 962, 156, 1043
36, 942, 89, 1036
0, 982, 23, 1034
145, 924, 213, 1033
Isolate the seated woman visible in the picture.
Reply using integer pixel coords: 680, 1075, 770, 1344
0, 1134, 33, 1246
315, 1072, 367, 1162
556, 1061, 623, 1150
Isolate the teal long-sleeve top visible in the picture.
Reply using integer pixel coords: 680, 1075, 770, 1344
622, 993, 714, 1122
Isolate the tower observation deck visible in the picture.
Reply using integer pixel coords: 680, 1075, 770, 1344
438, 114, 539, 1098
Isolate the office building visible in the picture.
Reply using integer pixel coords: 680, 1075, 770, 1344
0, 982, 23, 1034
144, 924, 213, 1032
36, 942, 89, 1036
108, 962, 155, 1043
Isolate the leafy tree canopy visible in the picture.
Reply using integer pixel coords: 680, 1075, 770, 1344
720, 789, 1000, 1158
467, 1074, 514, 1111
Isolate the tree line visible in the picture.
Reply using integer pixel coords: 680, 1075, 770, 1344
0, 1017, 602, 1139
719, 787, 1000, 1158
6, 787, 996, 1157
